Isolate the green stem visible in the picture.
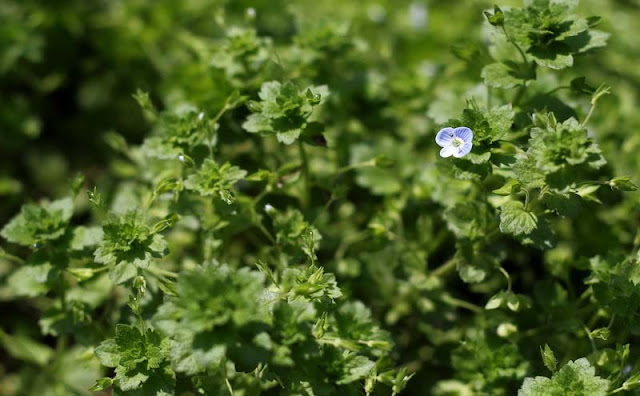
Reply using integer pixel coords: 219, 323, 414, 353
252, 184, 272, 205
441, 294, 482, 313
582, 102, 597, 127
523, 188, 531, 210
225, 378, 235, 396
545, 85, 570, 96
512, 84, 527, 107
584, 325, 597, 353
206, 95, 235, 160
0, 250, 25, 265
501, 25, 529, 64
147, 267, 179, 279
432, 258, 457, 278
336, 159, 376, 174
256, 222, 276, 244
298, 141, 311, 208
499, 267, 512, 292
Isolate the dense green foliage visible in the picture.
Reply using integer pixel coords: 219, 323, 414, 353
2, 0, 640, 395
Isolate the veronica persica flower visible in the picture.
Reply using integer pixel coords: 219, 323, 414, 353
435, 127, 473, 158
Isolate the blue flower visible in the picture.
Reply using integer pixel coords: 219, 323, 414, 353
435, 127, 473, 158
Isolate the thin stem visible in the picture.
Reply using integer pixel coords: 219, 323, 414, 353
225, 378, 235, 396
59, 272, 68, 312
545, 85, 570, 96
312, 196, 335, 225
582, 102, 597, 127
252, 184, 272, 205
256, 222, 276, 244
206, 95, 236, 160
578, 287, 593, 305
147, 266, 179, 279
0, 250, 25, 265
499, 267, 512, 292
610, 386, 626, 394
607, 314, 616, 329
523, 188, 531, 210
584, 325, 597, 353
501, 25, 529, 64
512, 84, 527, 107
432, 258, 457, 278
336, 159, 376, 174
298, 141, 310, 208
441, 294, 482, 313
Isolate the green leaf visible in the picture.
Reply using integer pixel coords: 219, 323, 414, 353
484, 6, 505, 26
486, 104, 515, 142
540, 344, 557, 373
95, 339, 120, 368
70, 226, 104, 251
482, 62, 527, 89
7, 261, 53, 297
242, 80, 328, 145
455, 241, 499, 284
485, 291, 531, 312
1, 197, 73, 246
528, 116, 605, 172
90, 377, 114, 392
541, 192, 581, 218
452, 333, 529, 393
280, 265, 342, 303
518, 358, 609, 396
94, 211, 169, 284
493, 179, 521, 195
608, 176, 638, 191
500, 201, 537, 236
95, 325, 174, 393
336, 354, 376, 384
0, 329, 54, 366
589, 328, 610, 341
184, 159, 247, 204
500, 0, 595, 71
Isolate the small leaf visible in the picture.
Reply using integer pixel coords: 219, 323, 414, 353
493, 179, 520, 195
90, 377, 113, 391
608, 176, 638, 191
0, 329, 54, 366
589, 328, 610, 341
540, 344, 557, 373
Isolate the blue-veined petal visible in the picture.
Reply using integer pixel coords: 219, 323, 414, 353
453, 127, 473, 143
453, 142, 473, 158
435, 128, 455, 147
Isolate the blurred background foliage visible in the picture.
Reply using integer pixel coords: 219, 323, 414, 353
1, 0, 640, 395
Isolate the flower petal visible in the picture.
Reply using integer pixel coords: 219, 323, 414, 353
453, 127, 473, 143
435, 128, 455, 147
452, 142, 473, 158
440, 146, 455, 158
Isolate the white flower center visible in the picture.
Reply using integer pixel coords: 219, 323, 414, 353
451, 137, 464, 148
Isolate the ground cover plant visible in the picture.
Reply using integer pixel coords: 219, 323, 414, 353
2, 0, 640, 394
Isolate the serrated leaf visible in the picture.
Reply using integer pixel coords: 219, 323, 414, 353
184, 159, 247, 204
500, 201, 537, 236
1, 197, 74, 246
518, 358, 609, 396
95, 339, 120, 368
